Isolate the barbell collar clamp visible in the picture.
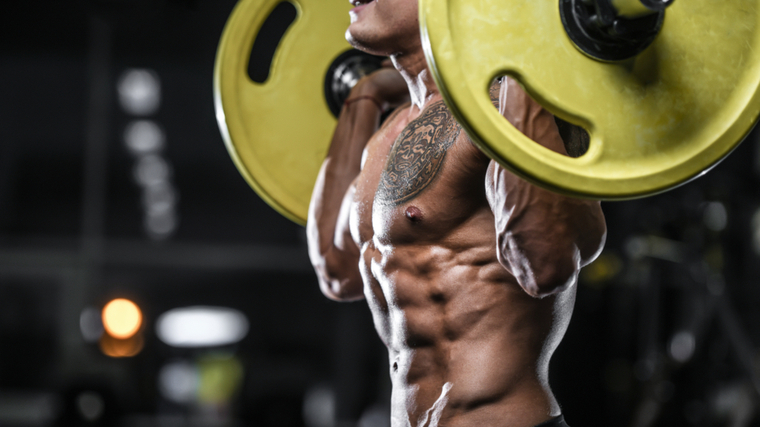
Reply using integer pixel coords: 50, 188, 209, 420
560, 0, 667, 61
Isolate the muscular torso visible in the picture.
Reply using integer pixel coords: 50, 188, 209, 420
348, 96, 575, 427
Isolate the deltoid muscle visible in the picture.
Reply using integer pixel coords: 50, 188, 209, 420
378, 101, 461, 205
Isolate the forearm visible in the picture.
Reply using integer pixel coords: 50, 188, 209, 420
306, 85, 383, 300
313, 85, 382, 243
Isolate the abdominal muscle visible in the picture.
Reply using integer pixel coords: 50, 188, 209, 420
359, 234, 575, 427
346, 101, 575, 426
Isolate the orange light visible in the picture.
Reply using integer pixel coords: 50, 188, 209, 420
102, 298, 143, 339
99, 333, 144, 358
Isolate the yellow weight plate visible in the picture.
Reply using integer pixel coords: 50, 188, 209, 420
420, 0, 760, 199
214, 0, 351, 225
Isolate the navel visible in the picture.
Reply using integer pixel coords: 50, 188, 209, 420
405, 205, 423, 223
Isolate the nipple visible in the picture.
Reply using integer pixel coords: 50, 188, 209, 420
405, 206, 423, 223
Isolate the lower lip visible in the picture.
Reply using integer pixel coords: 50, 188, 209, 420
351, 1, 373, 13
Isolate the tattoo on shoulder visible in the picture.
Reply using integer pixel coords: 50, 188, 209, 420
376, 101, 461, 206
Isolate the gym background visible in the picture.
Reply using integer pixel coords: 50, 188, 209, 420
2, 1, 759, 426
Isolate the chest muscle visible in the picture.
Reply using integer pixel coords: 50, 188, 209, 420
351, 101, 489, 247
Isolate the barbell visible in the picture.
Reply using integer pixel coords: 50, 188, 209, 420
214, 0, 760, 225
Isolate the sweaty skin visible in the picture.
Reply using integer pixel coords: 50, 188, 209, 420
307, 0, 607, 426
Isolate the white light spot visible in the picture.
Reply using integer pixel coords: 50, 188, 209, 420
712, 382, 754, 420
124, 120, 165, 155
76, 392, 104, 422
134, 155, 171, 187
118, 69, 161, 116
143, 182, 177, 216
144, 209, 178, 240
703, 202, 727, 231
79, 307, 104, 343
669, 331, 696, 363
303, 385, 335, 427
156, 307, 249, 348
158, 361, 198, 404
751, 209, 760, 256
624, 236, 648, 259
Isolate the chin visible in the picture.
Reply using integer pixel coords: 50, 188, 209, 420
345, 26, 393, 57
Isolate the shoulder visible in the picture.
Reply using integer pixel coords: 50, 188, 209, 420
379, 102, 412, 133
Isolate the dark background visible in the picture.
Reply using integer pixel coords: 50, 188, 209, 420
1, 1, 759, 426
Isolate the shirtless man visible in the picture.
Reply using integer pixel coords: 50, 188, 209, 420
306, 0, 607, 425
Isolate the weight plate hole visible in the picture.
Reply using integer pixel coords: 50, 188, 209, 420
247, 1, 297, 83
554, 117, 589, 158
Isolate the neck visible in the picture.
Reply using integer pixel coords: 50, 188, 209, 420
390, 48, 439, 111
